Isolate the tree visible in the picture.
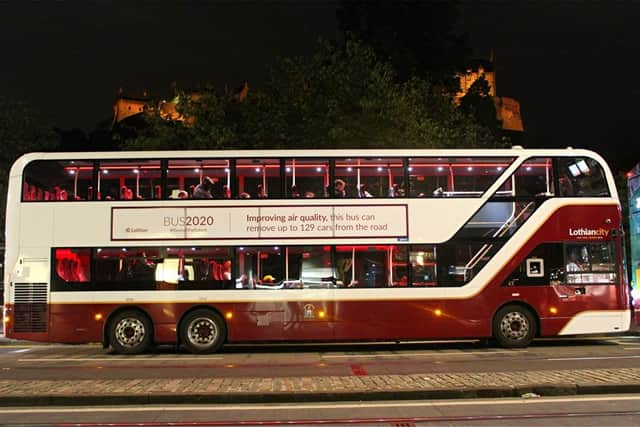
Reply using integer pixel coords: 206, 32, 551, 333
129, 40, 500, 151
124, 88, 239, 151
457, 76, 503, 140
336, 0, 472, 89
0, 98, 59, 235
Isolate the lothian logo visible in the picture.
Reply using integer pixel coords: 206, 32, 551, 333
568, 227, 609, 237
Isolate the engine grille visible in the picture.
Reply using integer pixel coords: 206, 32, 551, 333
13, 283, 48, 333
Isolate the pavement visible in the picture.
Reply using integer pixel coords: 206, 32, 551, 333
3, 365, 640, 407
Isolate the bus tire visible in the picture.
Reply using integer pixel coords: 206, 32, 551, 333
180, 309, 226, 354
108, 310, 153, 354
492, 304, 536, 348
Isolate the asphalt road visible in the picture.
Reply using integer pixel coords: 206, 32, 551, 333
2, 336, 640, 381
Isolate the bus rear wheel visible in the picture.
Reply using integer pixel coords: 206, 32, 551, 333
180, 309, 226, 354
493, 305, 536, 348
109, 310, 152, 354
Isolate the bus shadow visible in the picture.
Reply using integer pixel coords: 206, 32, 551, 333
147, 336, 623, 355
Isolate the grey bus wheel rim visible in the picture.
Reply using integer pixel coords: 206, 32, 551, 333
500, 311, 530, 341
187, 317, 219, 348
114, 317, 146, 348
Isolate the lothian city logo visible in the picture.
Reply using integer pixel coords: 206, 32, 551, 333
568, 227, 609, 237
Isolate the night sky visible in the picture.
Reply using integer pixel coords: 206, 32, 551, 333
2, 1, 639, 172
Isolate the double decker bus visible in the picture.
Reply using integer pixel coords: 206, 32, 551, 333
2, 147, 631, 354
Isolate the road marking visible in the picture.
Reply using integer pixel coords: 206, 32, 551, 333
9, 349, 30, 354
1, 395, 640, 414
18, 356, 224, 362
547, 355, 640, 361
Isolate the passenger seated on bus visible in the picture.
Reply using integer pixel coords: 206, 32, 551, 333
257, 184, 267, 198
358, 184, 373, 198
193, 177, 215, 199
239, 192, 251, 199
119, 186, 133, 200
177, 190, 189, 199
394, 275, 408, 287
305, 191, 315, 198
290, 185, 301, 198
223, 260, 232, 280
388, 183, 400, 197
559, 176, 574, 196
334, 179, 347, 197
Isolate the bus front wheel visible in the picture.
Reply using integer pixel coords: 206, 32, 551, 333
180, 309, 226, 354
492, 304, 536, 348
108, 310, 153, 354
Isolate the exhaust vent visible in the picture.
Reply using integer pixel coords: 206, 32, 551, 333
13, 282, 48, 333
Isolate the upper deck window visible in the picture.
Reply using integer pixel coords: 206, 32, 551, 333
334, 158, 404, 198
167, 159, 230, 199
408, 157, 513, 197
23, 160, 94, 201
557, 157, 609, 197
236, 158, 281, 199
98, 159, 161, 200
494, 157, 555, 198
285, 159, 329, 198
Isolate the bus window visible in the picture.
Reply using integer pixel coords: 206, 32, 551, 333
156, 247, 233, 289
557, 157, 609, 197
236, 158, 281, 199
391, 246, 409, 287
287, 246, 333, 288
494, 157, 554, 198
502, 243, 564, 286
98, 159, 160, 200
565, 243, 617, 284
235, 246, 283, 289
53, 248, 91, 285
409, 246, 437, 286
408, 157, 513, 198
335, 158, 404, 198
23, 160, 94, 201
436, 243, 497, 286
335, 245, 390, 288
93, 247, 159, 289
167, 159, 230, 199
285, 159, 328, 198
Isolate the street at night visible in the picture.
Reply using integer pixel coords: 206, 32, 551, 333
3, 2, 640, 426
2, 336, 640, 424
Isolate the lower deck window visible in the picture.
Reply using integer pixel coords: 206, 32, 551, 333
51, 241, 508, 291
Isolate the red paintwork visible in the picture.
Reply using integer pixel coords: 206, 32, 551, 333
4, 205, 630, 346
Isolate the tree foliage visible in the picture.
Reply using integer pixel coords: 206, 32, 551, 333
458, 76, 503, 140
127, 40, 500, 151
0, 97, 59, 233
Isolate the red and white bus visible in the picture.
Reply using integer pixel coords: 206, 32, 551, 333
2, 147, 631, 353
